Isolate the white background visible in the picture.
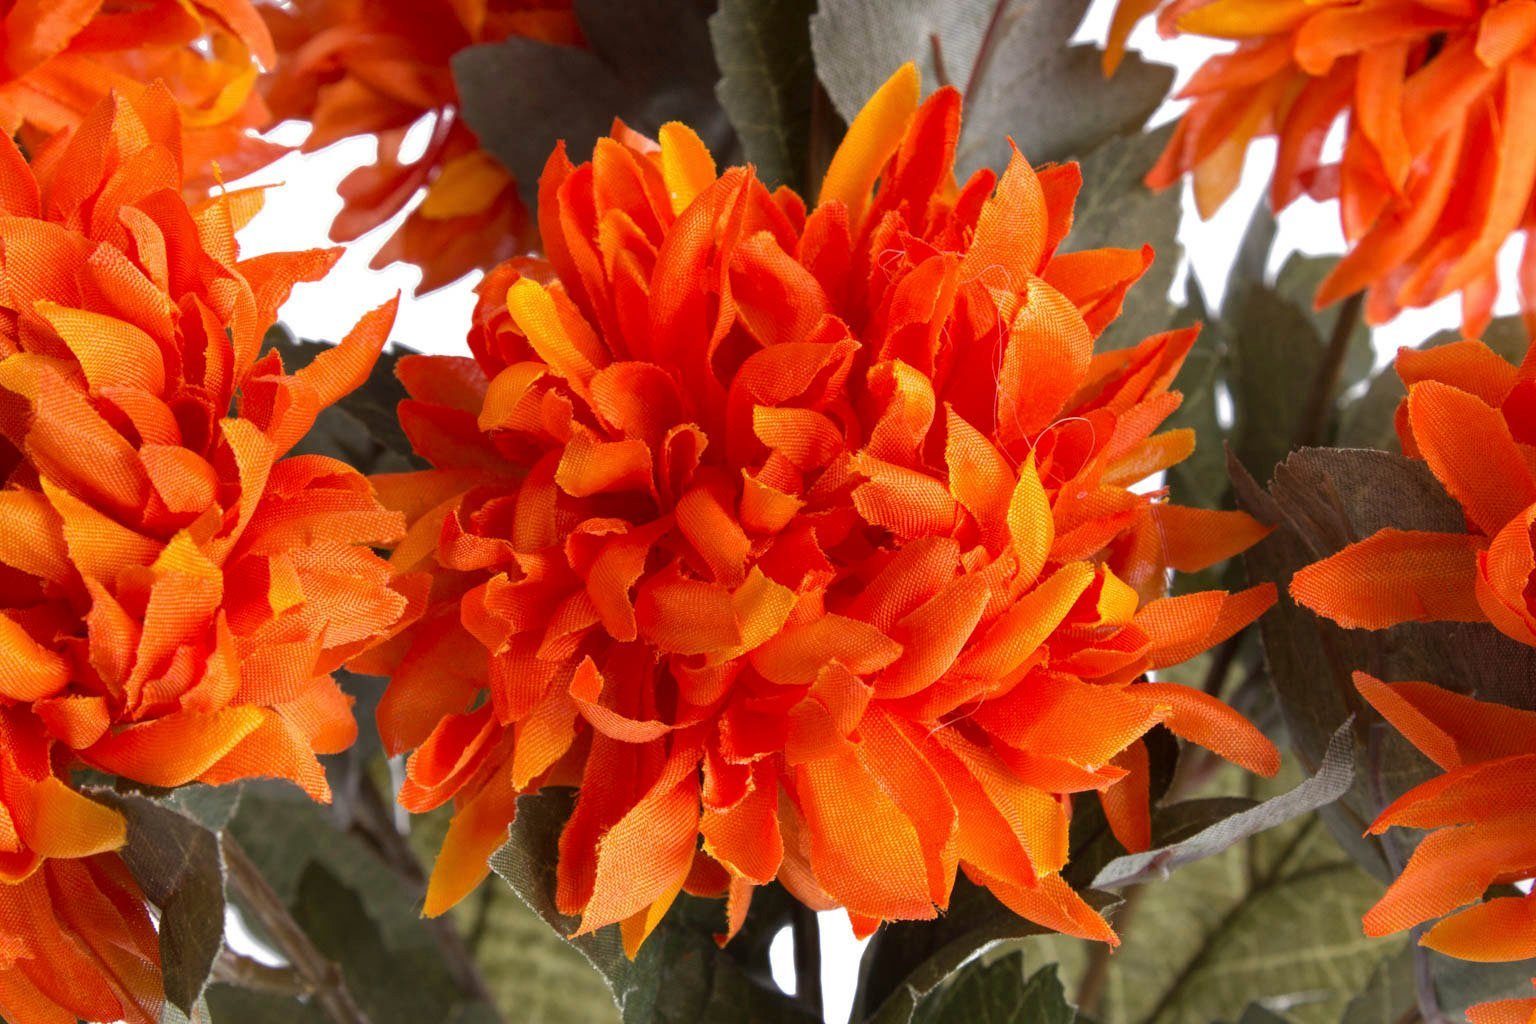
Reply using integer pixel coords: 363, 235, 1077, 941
223, 2, 1523, 1020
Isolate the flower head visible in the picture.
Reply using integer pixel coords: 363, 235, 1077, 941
1293, 339, 1536, 645
369, 64, 1279, 952
1110, 0, 1536, 333
1349, 671, 1536, 1024
0, 84, 418, 803
261, 0, 582, 292
0, 0, 281, 189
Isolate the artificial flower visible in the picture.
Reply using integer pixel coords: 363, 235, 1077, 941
1350, 671, 1536, 1024
365, 63, 1280, 954
0, 711, 160, 1024
1108, 0, 1536, 334
261, 0, 581, 292
1292, 339, 1536, 646
0, 0, 281, 189
0, 82, 420, 800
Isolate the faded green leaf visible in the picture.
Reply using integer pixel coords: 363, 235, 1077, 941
857, 879, 1116, 1024
915, 954, 1077, 1024
810, 0, 1173, 175
227, 786, 500, 1024
1035, 766, 1388, 1024
491, 789, 816, 1024
1342, 944, 1536, 1024
455, 0, 730, 206
709, 0, 816, 191
93, 791, 227, 1016
204, 985, 328, 1024
1094, 722, 1354, 890
1068, 125, 1183, 352
1234, 448, 1536, 881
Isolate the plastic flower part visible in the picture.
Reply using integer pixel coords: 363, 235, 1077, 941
0, 85, 422, 804
1106, 0, 1536, 334
0, 713, 161, 1024
0, 0, 281, 190
367, 63, 1280, 952
1349, 671, 1536, 1024
1292, 339, 1536, 646
261, 0, 581, 292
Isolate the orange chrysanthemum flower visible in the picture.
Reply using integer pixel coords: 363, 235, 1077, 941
366, 64, 1280, 953
1293, 339, 1536, 644
0, 84, 418, 799
0, 0, 281, 189
261, 0, 581, 292
0, 85, 418, 1022
1, 712, 160, 1024
1108, 0, 1536, 334
1348, 671, 1536, 1024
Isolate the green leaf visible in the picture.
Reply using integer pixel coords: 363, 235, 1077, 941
709, 0, 817, 191
1342, 945, 1536, 1024
226, 786, 501, 1024
854, 879, 1117, 1024
1034, 767, 1389, 1024
1093, 721, 1355, 890
1233, 448, 1536, 881
204, 985, 328, 1024
1067, 125, 1183, 352
92, 791, 228, 1016
809, 0, 1173, 174
490, 789, 816, 1024
914, 954, 1077, 1024
454, 0, 730, 206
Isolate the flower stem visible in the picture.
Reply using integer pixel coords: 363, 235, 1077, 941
221, 833, 373, 1024
791, 902, 824, 1019
1296, 290, 1366, 448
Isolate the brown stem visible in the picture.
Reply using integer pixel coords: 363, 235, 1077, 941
1076, 885, 1145, 1015
212, 948, 310, 998
963, 0, 1013, 101
791, 902, 824, 1019
349, 775, 505, 1015
221, 834, 373, 1024
929, 33, 952, 89
1296, 290, 1366, 448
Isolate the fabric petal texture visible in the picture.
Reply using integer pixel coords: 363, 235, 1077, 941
369, 63, 1280, 952
1112, 0, 1536, 334
0, 88, 411, 1019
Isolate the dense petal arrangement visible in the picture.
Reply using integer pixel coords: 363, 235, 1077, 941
1293, 341, 1536, 1017
1109, 0, 1536, 333
0, 0, 281, 189
0, 711, 160, 1024
1350, 672, 1536, 1024
261, 0, 581, 292
1293, 339, 1536, 645
0, 87, 416, 1022
368, 63, 1280, 952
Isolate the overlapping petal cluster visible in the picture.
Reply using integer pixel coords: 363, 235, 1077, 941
368, 64, 1280, 952
0, 712, 159, 1024
1346, 671, 1536, 1024
261, 0, 580, 292
0, 88, 415, 1022
1109, 0, 1536, 333
0, 0, 281, 189
1293, 340, 1536, 1021
1294, 339, 1536, 643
